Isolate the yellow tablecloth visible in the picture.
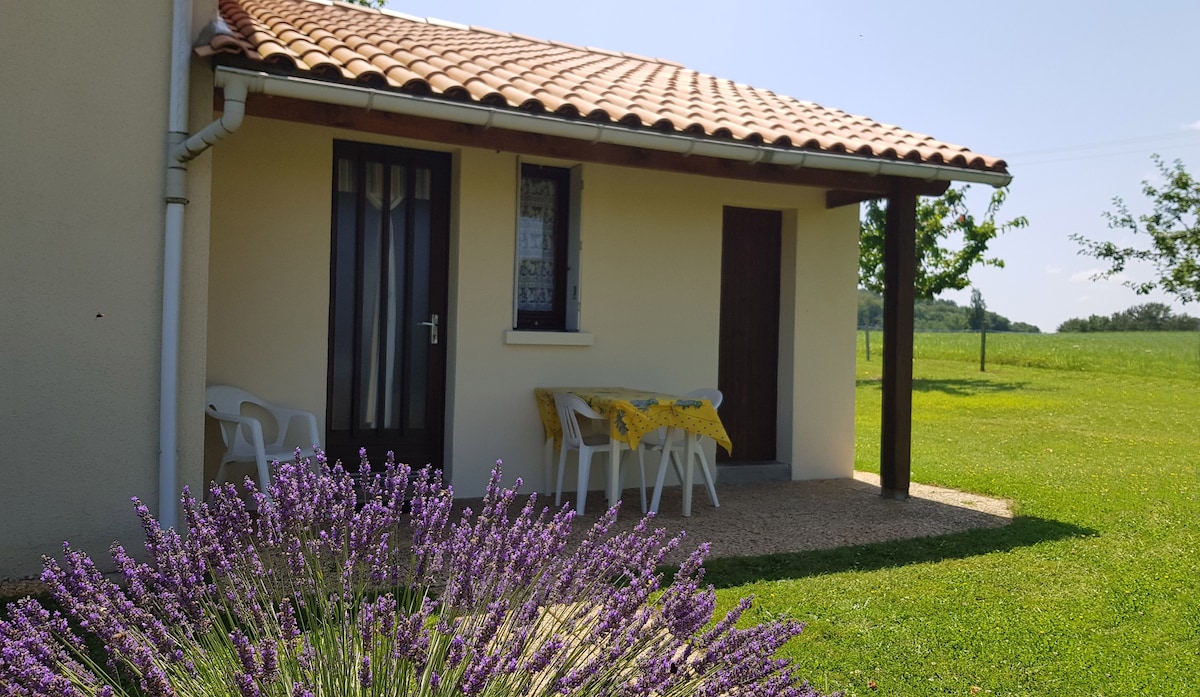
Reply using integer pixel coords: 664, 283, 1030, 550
534, 387, 732, 455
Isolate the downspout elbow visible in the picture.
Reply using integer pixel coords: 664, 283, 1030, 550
173, 77, 247, 164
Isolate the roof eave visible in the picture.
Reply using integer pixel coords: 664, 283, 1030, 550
214, 66, 1012, 188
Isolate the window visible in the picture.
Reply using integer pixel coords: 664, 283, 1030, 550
515, 163, 580, 331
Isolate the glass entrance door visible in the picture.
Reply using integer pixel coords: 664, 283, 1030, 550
326, 141, 450, 471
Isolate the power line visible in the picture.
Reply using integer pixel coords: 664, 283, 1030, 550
1002, 129, 1200, 160
1013, 141, 1200, 168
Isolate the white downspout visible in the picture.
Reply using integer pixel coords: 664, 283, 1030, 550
160, 0, 247, 529
159, 0, 192, 531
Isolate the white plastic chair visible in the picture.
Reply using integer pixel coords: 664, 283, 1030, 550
205, 385, 322, 498
553, 392, 646, 515
639, 388, 722, 515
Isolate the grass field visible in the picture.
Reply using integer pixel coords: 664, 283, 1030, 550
705, 331, 1199, 696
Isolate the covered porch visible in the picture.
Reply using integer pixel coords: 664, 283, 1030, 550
418, 471, 1014, 566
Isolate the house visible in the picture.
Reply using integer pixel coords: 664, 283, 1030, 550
0, 0, 1010, 579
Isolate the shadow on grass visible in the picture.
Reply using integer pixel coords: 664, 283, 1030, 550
856, 377, 1031, 396
697, 515, 1095, 589
5, 519, 1095, 609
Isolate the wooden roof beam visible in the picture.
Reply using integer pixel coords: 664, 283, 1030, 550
826, 179, 950, 209
234, 92, 963, 196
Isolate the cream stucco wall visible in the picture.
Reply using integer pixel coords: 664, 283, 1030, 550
208, 116, 858, 500
782, 205, 862, 478
0, 1, 216, 579
207, 119, 336, 408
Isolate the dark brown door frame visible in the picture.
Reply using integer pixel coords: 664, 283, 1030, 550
717, 206, 782, 463
325, 140, 451, 471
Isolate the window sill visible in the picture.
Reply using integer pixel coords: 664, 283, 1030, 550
505, 330, 594, 346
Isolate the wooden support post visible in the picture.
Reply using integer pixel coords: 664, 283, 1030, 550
880, 182, 918, 500
980, 326, 987, 372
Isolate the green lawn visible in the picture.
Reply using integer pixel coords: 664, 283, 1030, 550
706, 331, 1199, 696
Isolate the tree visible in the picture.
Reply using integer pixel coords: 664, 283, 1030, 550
1056, 316, 1100, 332
967, 287, 988, 371
859, 185, 1028, 299
857, 291, 883, 328
966, 287, 987, 330
1057, 302, 1199, 332
1072, 155, 1200, 304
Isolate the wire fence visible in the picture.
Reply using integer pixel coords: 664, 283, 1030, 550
854, 327, 1200, 377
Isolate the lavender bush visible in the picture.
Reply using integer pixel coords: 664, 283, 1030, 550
1, 451, 829, 696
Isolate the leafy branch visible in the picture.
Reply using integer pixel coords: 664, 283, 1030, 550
860, 185, 1028, 299
1071, 154, 1200, 304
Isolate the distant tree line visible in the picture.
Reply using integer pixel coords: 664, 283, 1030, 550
1056, 302, 1199, 333
857, 290, 1041, 333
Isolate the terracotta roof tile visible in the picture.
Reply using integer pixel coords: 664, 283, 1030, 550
203, 0, 1007, 174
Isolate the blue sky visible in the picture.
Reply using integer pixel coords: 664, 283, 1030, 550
392, 0, 1200, 332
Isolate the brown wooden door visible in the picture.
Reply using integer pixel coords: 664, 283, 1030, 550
717, 207, 781, 462
326, 141, 450, 471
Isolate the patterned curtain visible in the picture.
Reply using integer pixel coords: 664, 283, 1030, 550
517, 176, 557, 312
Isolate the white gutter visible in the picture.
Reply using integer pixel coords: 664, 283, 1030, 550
214, 65, 1012, 188
160, 6, 249, 530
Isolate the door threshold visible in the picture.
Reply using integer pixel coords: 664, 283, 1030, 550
715, 461, 790, 485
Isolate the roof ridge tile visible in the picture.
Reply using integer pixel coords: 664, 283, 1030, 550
585, 45, 625, 59
426, 17, 470, 31
380, 8, 423, 22
549, 39, 587, 52
617, 51, 655, 63
509, 32, 545, 44
469, 25, 510, 37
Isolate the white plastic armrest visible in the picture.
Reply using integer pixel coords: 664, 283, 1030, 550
207, 409, 267, 452
574, 402, 603, 421
271, 407, 322, 451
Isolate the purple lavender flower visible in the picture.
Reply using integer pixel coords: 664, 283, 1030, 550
0, 450, 830, 696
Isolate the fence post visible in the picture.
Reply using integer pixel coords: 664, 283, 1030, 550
980, 326, 987, 372
865, 327, 872, 361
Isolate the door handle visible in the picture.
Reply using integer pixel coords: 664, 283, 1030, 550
418, 314, 439, 345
